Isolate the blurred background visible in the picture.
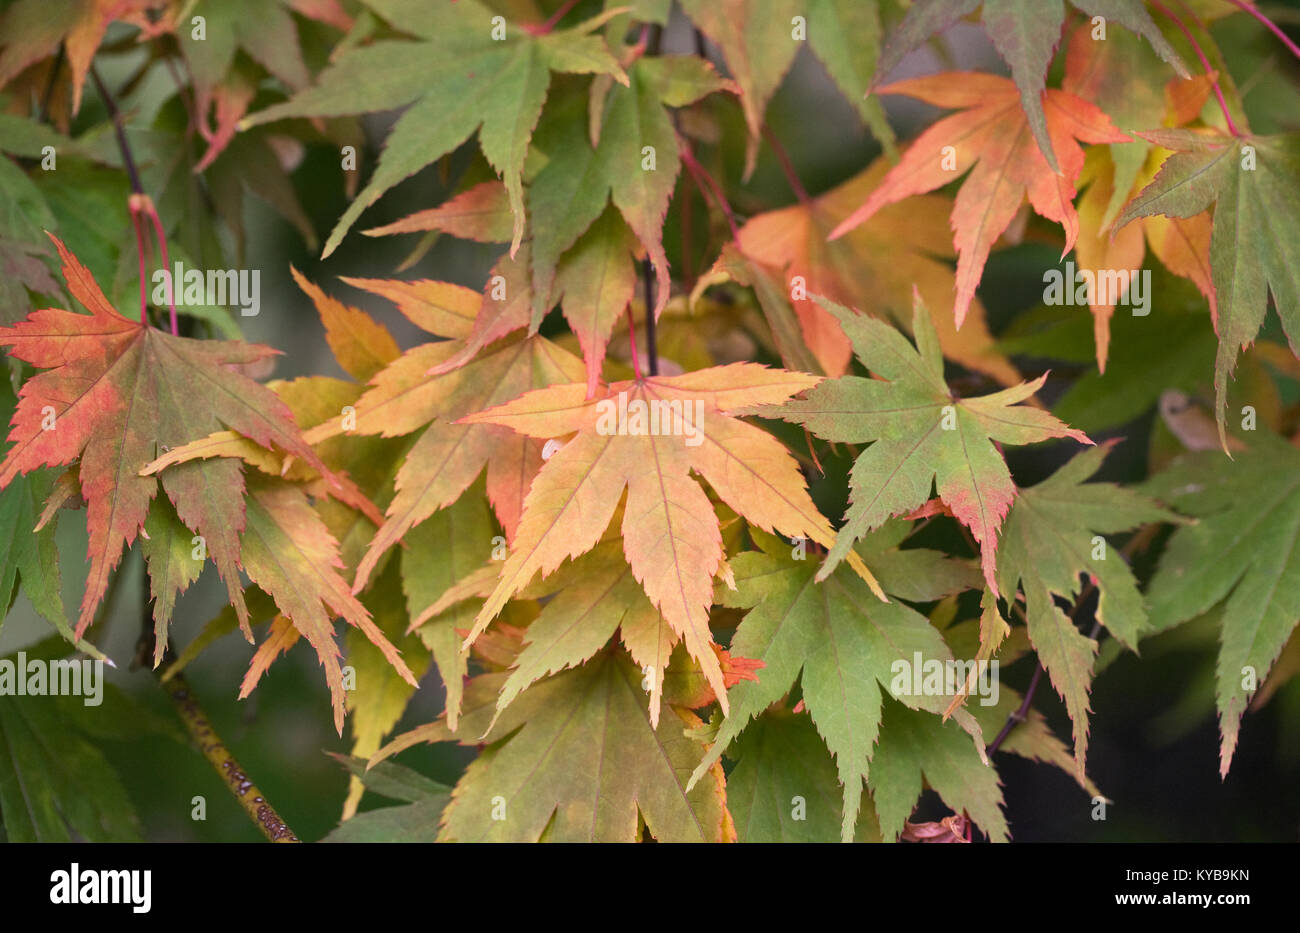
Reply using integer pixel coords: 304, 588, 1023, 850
2, 1, 1298, 842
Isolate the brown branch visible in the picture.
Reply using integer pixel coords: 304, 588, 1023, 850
158, 664, 301, 843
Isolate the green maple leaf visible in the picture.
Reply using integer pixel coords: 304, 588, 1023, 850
687, 529, 987, 842
373, 653, 732, 842
0, 373, 80, 652
868, 698, 1007, 842
996, 442, 1179, 775
0, 637, 183, 841
748, 292, 1090, 595
527, 53, 728, 325
1142, 431, 1300, 777
874, 0, 1187, 172
322, 757, 451, 843
242, 0, 628, 257
1116, 130, 1300, 448
804, 0, 896, 154
726, 709, 883, 843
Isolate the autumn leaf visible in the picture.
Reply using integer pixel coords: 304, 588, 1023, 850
1062, 21, 1217, 370
242, 0, 629, 257
1115, 129, 1300, 448
873, 0, 1185, 172
747, 292, 1090, 595
236, 476, 418, 735
829, 72, 1130, 329
0, 0, 168, 115
363, 179, 516, 243
371, 654, 734, 842
731, 155, 1019, 383
341, 558, 431, 817
176, 0, 351, 168
1142, 431, 1300, 777
458, 363, 886, 717
0, 236, 352, 642
994, 442, 1179, 774
687, 528, 986, 842
295, 272, 587, 585
553, 206, 640, 394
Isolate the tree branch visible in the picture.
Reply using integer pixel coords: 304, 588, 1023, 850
152, 647, 301, 843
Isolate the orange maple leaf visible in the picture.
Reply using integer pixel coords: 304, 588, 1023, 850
459, 365, 885, 715
829, 72, 1129, 329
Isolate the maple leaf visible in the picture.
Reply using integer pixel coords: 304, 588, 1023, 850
242, 0, 628, 258
0, 236, 355, 641
725, 709, 885, 842
1142, 431, 1300, 777
363, 179, 516, 244
0, 374, 79, 651
995, 442, 1179, 774
729, 155, 1019, 383
525, 53, 727, 328
294, 273, 587, 586
408, 533, 688, 727
829, 72, 1129, 329
873, 0, 1186, 172
678, 0, 799, 172
494, 538, 675, 725
235, 476, 418, 735
869, 698, 1007, 842
341, 558, 432, 819
0, 637, 171, 840
1061, 22, 1218, 370
0, 0, 168, 115
1115, 129, 1300, 448
747, 292, 1090, 595
178, 0, 356, 168
676, 0, 896, 170
687, 528, 986, 842
458, 363, 886, 717
371, 654, 734, 842
323, 756, 450, 842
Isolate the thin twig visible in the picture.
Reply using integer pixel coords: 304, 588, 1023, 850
642, 259, 659, 376
678, 135, 741, 240
89, 66, 144, 194
92, 65, 179, 335
159, 668, 301, 842
988, 663, 1046, 754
